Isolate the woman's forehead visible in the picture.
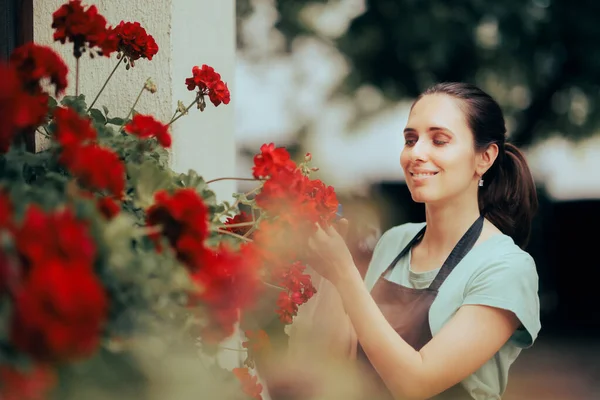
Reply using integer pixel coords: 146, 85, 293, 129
407, 94, 470, 132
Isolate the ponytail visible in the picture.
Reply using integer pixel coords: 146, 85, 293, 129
478, 143, 538, 249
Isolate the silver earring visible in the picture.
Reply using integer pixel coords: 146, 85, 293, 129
478, 178, 484, 187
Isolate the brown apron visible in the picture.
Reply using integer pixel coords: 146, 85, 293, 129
357, 215, 484, 400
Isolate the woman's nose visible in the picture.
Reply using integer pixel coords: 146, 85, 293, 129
409, 140, 429, 162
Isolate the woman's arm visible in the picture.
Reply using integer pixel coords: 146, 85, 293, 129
335, 266, 519, 399
308, 224, 520, 399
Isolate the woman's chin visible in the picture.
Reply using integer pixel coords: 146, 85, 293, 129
409, 189, 436, 204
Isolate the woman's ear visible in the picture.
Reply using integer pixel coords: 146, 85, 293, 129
477, 143, 499, 176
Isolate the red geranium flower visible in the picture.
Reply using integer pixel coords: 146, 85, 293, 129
223, 211, 254, 237
124, 114, 171, 148
233, 368, 263, 400
146, 188, 210, 268
112, 21, 159, 64
0, 65, 48, 153
11, 261, 107, 362
185, 64, 221, 91
10, 43, 68, 96
10, 205, 106, 362
0, 191, 13, 228
0, 364, 56, 400
252, 142, 296, 179
60, 144, 126, 199
255, 168, 308, 218
208, 80, 230, 107
185, 65, 231, 107
52, 0, 118, 58
53, 106, 97, 150
96, 197, 120, 219
14, 205, 96, 272
189, 243, 261, 343
303, 179, 338, 224
243, 329, 271, 356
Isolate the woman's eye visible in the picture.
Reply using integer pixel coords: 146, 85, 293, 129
433, 140, 448, 146
404, 139, 416, 146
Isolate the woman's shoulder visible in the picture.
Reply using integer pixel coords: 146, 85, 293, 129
377, 222, 426, 249
460, 233, 539, 294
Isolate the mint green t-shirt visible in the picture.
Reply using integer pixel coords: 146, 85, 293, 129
363, 222, 541, 400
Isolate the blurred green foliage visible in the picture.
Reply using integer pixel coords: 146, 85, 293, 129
241, 0, 600, 145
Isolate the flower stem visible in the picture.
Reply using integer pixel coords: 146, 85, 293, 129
167, 96, 198, 126
211, 186, 261, 223
119, 81, 147, 132
206, 177, 262, 184
75, 58, 80, 97
87, 58, 123, 112
134, 225, 162, 237
214, 228, 253, 243
36, 129, 51, 139
219, 346, 247, 353
215, 221, 256, 229
262, 281, 285, 291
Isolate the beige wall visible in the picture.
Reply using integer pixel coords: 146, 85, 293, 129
33, 0, 236, 203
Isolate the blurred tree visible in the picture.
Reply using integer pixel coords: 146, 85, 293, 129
270, 0, 600, 146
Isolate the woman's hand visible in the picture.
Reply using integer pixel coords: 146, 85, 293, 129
307, 219, 355, 284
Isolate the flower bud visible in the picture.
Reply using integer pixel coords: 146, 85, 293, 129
304, 152, 312, 162
177, 100, 187, 114
144, 79, 157, 94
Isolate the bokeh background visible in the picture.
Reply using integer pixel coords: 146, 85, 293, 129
234, 1, 600, 399
2, 0, 599, 398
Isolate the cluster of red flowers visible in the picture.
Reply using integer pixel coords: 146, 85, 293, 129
224, 211, 254, 237
125, 114, 172, 148
185, 65, 231, 107
6, 204, 107, 364
52, 0, 118, 58
273, 261, 316, 324
147, 189, 261, 342
246, 144, 337, 322
242, 329, 271, 368
233, 367, 263, 400
10, 43, 68, 96
112, 21, 159, 66
1, 43, 69, 153
254, 144, 338, 230
146, 188, 210, 268
54, 106, 126, 201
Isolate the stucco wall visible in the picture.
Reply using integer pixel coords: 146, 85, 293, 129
33, 0, 173, 121
33, 0, 236, 203
170, 0, 236, 200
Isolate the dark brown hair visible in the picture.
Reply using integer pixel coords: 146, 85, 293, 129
415, 82, 538, 248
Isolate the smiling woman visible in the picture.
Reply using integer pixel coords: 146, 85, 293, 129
299, 82, 540, 400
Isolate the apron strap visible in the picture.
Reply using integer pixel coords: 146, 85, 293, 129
380, 215, 484, 291
428, 215, 484, 291
380, 225, 427, 279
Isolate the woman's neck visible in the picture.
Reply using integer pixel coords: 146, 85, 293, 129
420, 194, 481, 259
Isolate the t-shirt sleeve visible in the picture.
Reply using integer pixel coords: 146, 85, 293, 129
363, 228, 395, 290
462, 252, 541, 348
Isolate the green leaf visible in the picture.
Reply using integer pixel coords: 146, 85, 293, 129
60, 94, 87, 113
107, 117, 126, 126
48, 96, 58, 110
90, 108, 107, 125
128, 161, 173, 208
103, 214, 136, 269
175, 169, 206, 190
103, 105, 110, 116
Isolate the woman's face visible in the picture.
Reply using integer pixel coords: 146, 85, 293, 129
400, 94, 481, 206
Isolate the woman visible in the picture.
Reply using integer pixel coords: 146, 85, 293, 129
306, 82, 541, 399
